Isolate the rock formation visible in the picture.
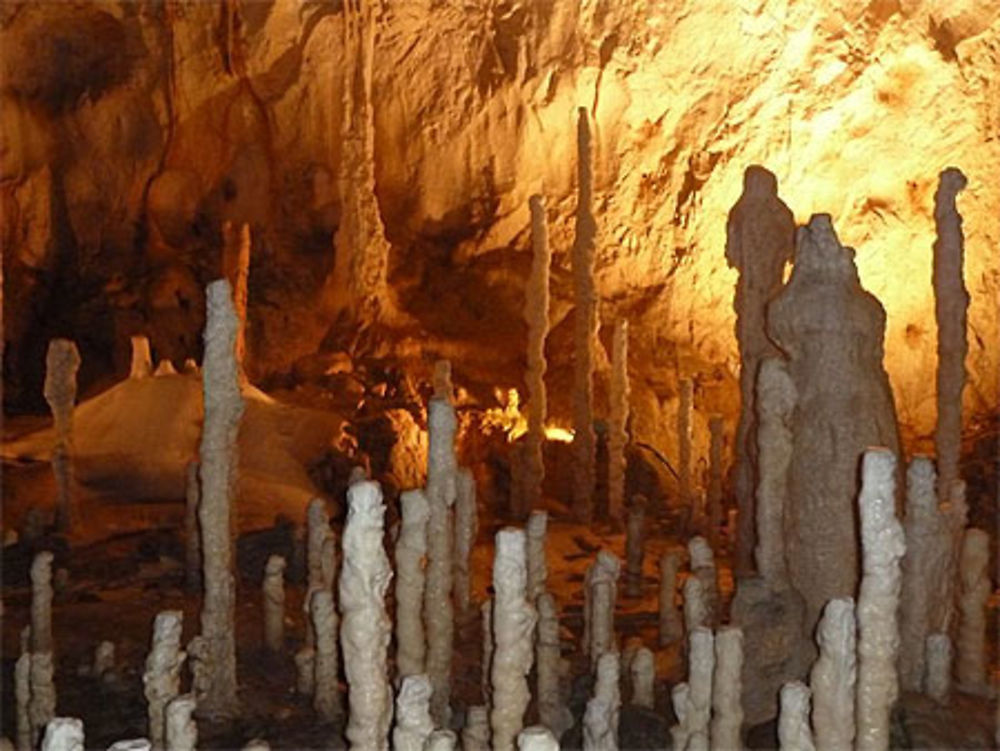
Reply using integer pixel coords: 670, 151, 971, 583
396, 488, 430, 678
263, 555, 286, 653
40, 719, 83, 751
956, 527, 990, 693
183, 461, 201, 592
625, 497, 645, 598
777, 682, 814, 751
164, 695, 197, 751
525, 510, 548, 605
609, 319, 630, 522
523, 193, 551, 516
143, 611, 185, 751
711, 627, 744, 750
584, 652, 621, 751
671, 627, 714, 751
629, 647, 655, 710
31, 551, 54, 653
312, 589, 341, 722
43, 339, 81, 530
535, 592, 571, 738
924, 633, 952, 704
454, 467, 477, 614
658, 551, 684, 646
810, 598, 856, 751
392, 674, 434, 751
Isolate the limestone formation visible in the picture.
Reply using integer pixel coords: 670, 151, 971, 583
683, 574, 709, 634
899, 456, 950, 692
193, 279, 243, 718
777, 682, 814, 751
625, 498, 645, 598
29, 653, 56, 748
312, 589, 341, 722
130, 336, 153, 379
526, 510, 549, 605
725, 165, 795, 573
424, 730, 458, 751
16, 651, 30, 751
855, 449, 905, 751
585, 551, 620, 666
571, 106, 598, 523
584, 652, 620, 751
629, 646, 654, 710
956, 527, 990, 693
263, 555, 286, 652
536, 592, 572, 738
659, 551, 684, 646
306, 497, 331, 638
768, 215, 902, 632
31, 551, 54, 653
924, 633, 952, 704
222, 221, 251, 384
711, 627, 744, 750
463, 705, 490, 751
143, 611, 185, 751
164, 695, 197, 751
340, 480, 393, 749
671, 628, 714, 751
932, 168, 969, 502
39, 719, 83, 751
523, 193, 551, 515
425, 395, 458, 723
678, 379, 694, 516
295, 648, 315, 696
44, 339, 81, 530
454, 467, 478, 614
491, 529, 537, 751
183, 461, 201, 592
688, 536, 719, 625
707, 415, 723, 549
393, 674, 434, 751
517, 726, 560, 751
609, 319, 630, 522
810, 598, 856, 751
481, 599, 493, 703
396, 489, 430, 678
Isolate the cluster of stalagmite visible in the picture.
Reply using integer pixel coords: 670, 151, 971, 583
584, 551, 620, 666
340, 480, 392, 748
956, 527, 990, 693
523, 193, 551, 515
396, 489, 430, 678
583, 652, 620, 750
143, 611, 185, 751
608, 319, 630, 522
454, 468, 478, 615
44, 339, 81, 531
262, 556, 286, 652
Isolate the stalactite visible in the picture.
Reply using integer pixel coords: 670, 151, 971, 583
184, 461, 201, 592
454, 468, 478, 615
396, 489, 430, 678
312, 589, 342, 722
44, 339, 80, 531
777, 682, 815, 751
956, 527, 989, 693
143, 611, 185, 751
608, 319, 630, 522
263, 555, 286, 653
710, 627, 743, 750
583, 652, 620, 751
392, 674, 433, 751
524, 193, 551, 515
810, 598, 856, 751
525, 510, 548, 605
659, 551, 684, 646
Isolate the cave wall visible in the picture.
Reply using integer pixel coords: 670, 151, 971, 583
2, 0, 998, 455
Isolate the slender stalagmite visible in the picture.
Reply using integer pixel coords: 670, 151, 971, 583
464, 705, 490, 751
491, 528, 537, 751
855, 449, 905, 751
810, 598, 856, 751
130, 335, 153, 379
518, 726, 560, 751
39, 719, 83, 751
630, 647, 654, 710
393, 674, 434, 751
184, 461, 201, 592
312, 589, 342, 722
956, 527, 989, 693
678, 379, 694, 515
341, 480, 392, 748
263, 556, 286, 652
754, 358, 795, 588
143, 611, 185, 751
671, 628, 714, 751
571, 106, 598, 523
16, 651, 30, 751
305, 498, 331, 646
526, 510, 549, 604
454, 468, 478, 615
683, 574, 709, 634
425, 395, 458, 722
659, 551, 684, 645
154, 359, 177, 376
396, 489, 430, 678
524, 194, 551, 515
192, 279, 242, 718
689, 536, 719, 625
29, 653, 56, 744
609, 320, 630, 522
92, 641, 114, 679
707, 415, 723, 549
31, 551, 54, 653
44, 339, 81, 530
932, 167, 968, 502
583, 652, 620, 751
586, 551, 620, 665
481, 599, 493, 703
778, 682, 815, 751
711, 627, 744, 751
625, 498, 645, 598
925, 633, 952, 704
536, 592, 572, 737
164, 695, 197, 751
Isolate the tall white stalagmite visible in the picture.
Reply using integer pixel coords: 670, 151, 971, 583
31, 551, 54, 653
707, 415, 724, 549
678, 378, 694, 513
312, 589, 342, 722
585, 551, 620, 665
491, 528, 537, 751
524, 194, 551, 515
184, 461, 201, 592
192, 279, 243, 718
777, 682, 815, 751
425, 395, 458, 723
711, 627, 744, 751
810, 598, 856, 751
44, 339, 81, 530
340, 480, 393, 749
535, 592, 572, 738
393, 674, 434, 751
956, 527, 990, 693
630, 647, 655, 710
304, 498, 331, 647
855, 449, 905, 751
683, 575, 709, 634
932, 167, 968, 502
671, 627, 714, 751
526, 511, 549, 605
688, 536, 719, 625
609, 320, 630, 522
29, 652, 56, 743
396, 489, 430, 678
263, 556, 286, 652
625, 498, 645, 599
454, 468, 478, 615
40, 719, 83, 751
143, 611, 185, 751
571, 106, 598, 523
518, 726, 560, 751
659, 551, 684, 646
583, 652, 620, 751
164, 695, 197, 751
924, 633, 952, 704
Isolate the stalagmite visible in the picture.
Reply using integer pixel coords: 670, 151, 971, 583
670, 683, 691, 751
307, 498, 331, 591
678, 378, 694, 514
526, 510, 548, 604
725, 165, 796, 573
586, 551, 620, 666
777, 682, 815, 751
44, 339, 81, 530
711, 627, 743, 751
31, 550, 54, 652
424, 730, 457, 751
490, 528, 537, 751
932, 167, 968, 502
463, 705, 490, 751
393, 674, 434, 751
262, 556, 286, 652
536, 592, 572, 738
924, 633, 952, 704
29, 653, 56, 747
517, 726, 560, 751
707, 415, 723, 549
899, 456, 950, 692
584, 652, 620, 751
688, 536, 719, 625
16, 652, 30, 751
92, 641, 115, 679
608, 320, 630, 522
754, 358, 795, 588
192, 279, 243, 718
769, 215, 902, 633
312, 589, 342, 722
671, 628, 714, 751
481, 599, 493, 703
683, 574, 709, 634
625, 498, 645, 598
320, 534, 337, 594
396, 489, 430, 678
454, 468, 478, 614
956, 527, 989, 693
164, 695, 197, 751
659, 551, 684, 646
340, 480, 393, 749
184, 461, 201, 592
630, 646, 654, 710
143, 611, 185, 751
242, 740, 269, 751
810, 598, 856, 751
571, 106, 598, 523
154, 359, 177, 376
295, 648, 315, 696
855, 449, 905, 751
130, 335, 153, 379
522, 194, 551, 517
425, 395, 458, 723
40, 719, 83, 751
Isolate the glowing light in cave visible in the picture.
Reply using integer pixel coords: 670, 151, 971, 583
481, 388, 574, 443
